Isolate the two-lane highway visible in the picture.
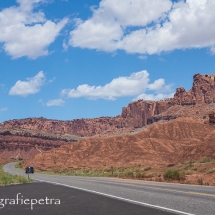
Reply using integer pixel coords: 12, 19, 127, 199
3, 162, 215, 215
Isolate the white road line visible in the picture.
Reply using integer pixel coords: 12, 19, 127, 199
35, 179, 195, 215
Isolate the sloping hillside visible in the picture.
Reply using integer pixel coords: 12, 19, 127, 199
25, 118, 215, 168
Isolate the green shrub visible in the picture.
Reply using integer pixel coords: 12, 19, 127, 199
187, 160, 196, 167
201, 157, 212, 163
135, 172, 143, 178
163, 169, 185, 181
207, 168, 215, 174
14, 162, 22, 168
123, 170, 134, 178
144, 167, 151, 171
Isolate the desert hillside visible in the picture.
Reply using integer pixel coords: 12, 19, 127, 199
24, 118, 215, 169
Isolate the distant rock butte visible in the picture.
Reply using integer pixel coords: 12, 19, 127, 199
1, 73, 215, 138
173, 73, 215, 105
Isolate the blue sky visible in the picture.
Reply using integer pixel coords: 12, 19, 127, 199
1, 0, 215, 122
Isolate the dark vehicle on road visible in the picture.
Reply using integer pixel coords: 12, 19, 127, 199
25, 166, 34, 174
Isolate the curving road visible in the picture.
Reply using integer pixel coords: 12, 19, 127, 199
3, 162, 215, 215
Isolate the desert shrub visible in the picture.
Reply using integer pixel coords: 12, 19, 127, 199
104, 168, 112, 173
14, 162, 22, 168
201, 157, 212, 163
123, 170, 134, 178
135, 172, 143, 178
167, 163, 175, 167
163, 169, 185, 181
187, 160, 196, 167
185, 170, 194, 175
197, 177, 203, 185
113, 172, 120, 177
146, 173, 154, 178
207, 168, 215, 174
144, 167, 151, 171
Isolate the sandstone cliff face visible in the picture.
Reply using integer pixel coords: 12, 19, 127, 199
121, 99, 174, 127
173, 74, 215, 105
0, 117, 126, 137
0, 100, 176, 136
120, 73, 215, 126
1, 73, 215, 138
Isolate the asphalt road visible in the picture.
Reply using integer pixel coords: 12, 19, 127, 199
3, 162, 215, 215
0, 182, 175, 215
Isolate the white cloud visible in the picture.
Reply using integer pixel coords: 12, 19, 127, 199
70, 0, 171, 51
0, 107, 8, 112
63, 39, 69, 51
133, 92, 174, 101
69, 0, 215, 55
61, 70, 174, 101
46, 99, 65, 107
9, 71, 45, 97
48, 77, 56, 83
138, 55, 148, 60
0, 0, 68, 59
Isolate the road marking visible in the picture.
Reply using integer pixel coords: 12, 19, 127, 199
68, 177, 215, 198
187, 192, 215, 198
35, 179, 195, 215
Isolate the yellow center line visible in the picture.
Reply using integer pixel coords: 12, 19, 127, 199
74, 178, 215, 198
187, 192, 215, 197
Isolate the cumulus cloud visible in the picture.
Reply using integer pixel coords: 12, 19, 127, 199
69, 0, 215, 54
61, 70, 174, 101
0, 0, 68, 59
9, 71, 45, 97
70, 0, 171, 51
46, 99, 65, 107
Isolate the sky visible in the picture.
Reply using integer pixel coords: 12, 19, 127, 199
1, 0, 215, 122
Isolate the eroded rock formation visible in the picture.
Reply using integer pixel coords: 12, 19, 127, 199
0, 127, 81, 159
173, 74, 215, 105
